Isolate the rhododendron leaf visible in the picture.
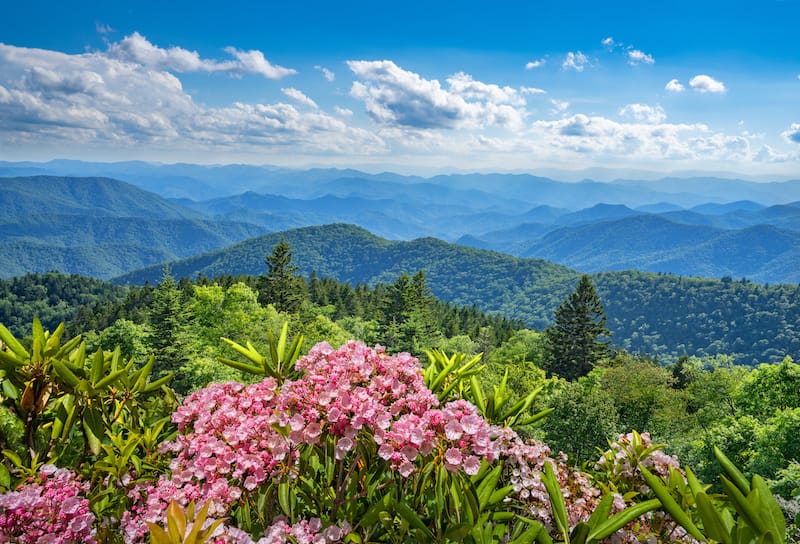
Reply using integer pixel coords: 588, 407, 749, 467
445, 522, 473, 541
518, 407, 554, 426
488, 484, 513, 506
1, 375, 19, 400
476, 464, 503, 509
166, 500, 187, 541
143, 372, 174, 392
715, 446, 750, 496
146, 522, 170, 544
90, 349, 105, 385
0, 350, 24, 370
0, 462, 10, 489
586, 494, 613, 527
278, 480, 293, 518
639, 465, 705, 541
94, 367, 127, 390
586, 498, 661, 542
542, 461, 569, 542
751, 474, 785, 539
395, 501, 435, 541
469, 376, 487, 412
52, 360, 81, 389
0, 322, 29, 359
507, 522, 546, 544
695, 492, 733, 544
82, 405, 104, 456
217, 357, 265, 376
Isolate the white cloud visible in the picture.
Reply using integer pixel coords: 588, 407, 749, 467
315, 65, 335, 82
0, 43, 382, 156
601, 37, 615, 48
281, 87, 318, 108
106, 32, 295, 79
689, 74, 726, 93
562, 51, 589, 72
347, 60, 526, 130
222, 47, 296, 79
520, 86, 546, 95
619, 103, 666, 123
755, 144, 793, 162
334, 106, 353, 117
95, 22, 115, 34
525, 59, 545, 70
549, 99, 570, 114
783, 123, 800, 144
665, 79, 685, 92
627, 49, 655, 65
530, 113, 752, 162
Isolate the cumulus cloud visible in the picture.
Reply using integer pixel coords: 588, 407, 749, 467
562, 51, 589, 71
525, 59, 545, 70
95, 22, 115, 34
619, 103, 666, 123
0, 42, 382, 155
530, 113, 752, 162
347, 60, 527, 130
627, 49, 655, 65
783, 123, 800, 144
689, 74, 726, 93
106, 32, 295, 79
315, 65, 335, 81
665, 79, 685, 92
520, 86, 546, 95
549, 99, 570, 115
601, 37, 615, 48
282, 87, 318, 108
334, 106, 353, 116
755, 145, 793, 162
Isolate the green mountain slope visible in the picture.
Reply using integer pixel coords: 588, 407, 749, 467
114, 223, 800, 364
0, 176, 271, 279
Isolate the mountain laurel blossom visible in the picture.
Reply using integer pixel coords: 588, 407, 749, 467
0, 465, 96, 544
122, 342, 502, 542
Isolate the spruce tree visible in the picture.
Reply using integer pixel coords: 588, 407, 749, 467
147, 267, 189, 384
544, 274, 610, 380
258, 238, 305, 313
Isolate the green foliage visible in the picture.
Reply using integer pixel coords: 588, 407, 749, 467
539, 381, 619, 462
0, 318, 177, 532
638, 445, 787, 544
258, 237, 305, 313
544, 275, 610, 381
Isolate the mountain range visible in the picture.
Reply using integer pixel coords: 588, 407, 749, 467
3, 164, 800, 283
3, 167, 800, 365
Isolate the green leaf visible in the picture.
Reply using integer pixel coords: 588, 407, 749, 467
0, 323, 29, 358
82, 405, 104, 456
695, 492, 732, 544
52, 360, 81, 389
395, 501, 435, 542
586, 498, 661, 542
714, 446, 750, 495
638, 465, 705, 541
0, 463, 10, 489
543, 461, 570, 542
94, 367, 127, 390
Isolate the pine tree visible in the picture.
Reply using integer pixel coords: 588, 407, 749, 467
258, 238, 305, 313
148, 267, 189, 384
544, 274, 610, 380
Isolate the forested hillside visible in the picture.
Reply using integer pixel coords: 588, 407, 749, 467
115, 224, 800, 365
0, 176, 270, 278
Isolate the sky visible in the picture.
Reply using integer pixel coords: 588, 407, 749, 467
1, 0, 799, 178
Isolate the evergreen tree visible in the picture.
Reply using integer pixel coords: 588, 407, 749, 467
544, 274, 610, 380
147, 267, 189, 385
258, 238, 305, 313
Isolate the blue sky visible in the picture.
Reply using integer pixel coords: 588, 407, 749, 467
1, 0, 799, 177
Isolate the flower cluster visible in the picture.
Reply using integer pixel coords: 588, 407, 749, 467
123, 342, 502, 542
501, 434, 601, 530
261, 518, 350, 544
376, 399, 500, 476
0, 465, 96, 544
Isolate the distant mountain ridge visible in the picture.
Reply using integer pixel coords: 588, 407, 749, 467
0, 176, 269, 279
